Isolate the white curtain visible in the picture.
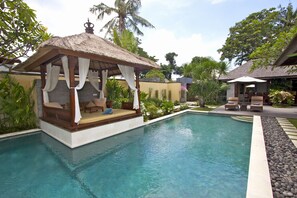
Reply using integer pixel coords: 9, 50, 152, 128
61, 56, 90, 123
88, 70, 108, 98
118, 64, 139, 109
74, 58, 90, 123
62, 56, 70, 88
101, 70, 108, 98
43, 63, 60, 103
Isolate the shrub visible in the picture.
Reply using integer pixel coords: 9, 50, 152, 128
161, 100, 174, 115
0, 74, 36, 133
174, 100, 180, 106
180, 104, 189, 110
269, 89, 294, 106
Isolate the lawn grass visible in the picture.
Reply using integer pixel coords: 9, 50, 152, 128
288, 118, 297, 128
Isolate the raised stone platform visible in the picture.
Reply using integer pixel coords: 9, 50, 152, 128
40, 116, 144, 148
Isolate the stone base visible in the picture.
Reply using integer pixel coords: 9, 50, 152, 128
40, 116, 144, 148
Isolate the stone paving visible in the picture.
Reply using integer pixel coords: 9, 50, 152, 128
261, 117, 297, 197
277, 118, 297, 148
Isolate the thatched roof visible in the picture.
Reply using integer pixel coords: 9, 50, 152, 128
219, 60, 297, 81
274, 33, 297, 66
14, 33, 159, 76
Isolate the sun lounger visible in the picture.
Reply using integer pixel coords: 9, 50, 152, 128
225, 97, 239, 110
250, 96, 263, 112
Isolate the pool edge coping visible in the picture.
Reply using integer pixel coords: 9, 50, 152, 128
246, 115, 273, 198
0, 128, 41, 139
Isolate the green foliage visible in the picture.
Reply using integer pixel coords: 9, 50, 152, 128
188, 80, 228, 107
179, 104, 189, 110
0, 74, 36, 133
219, 3, 297, 66
90, 0, 154, 37
161, 52, 179, 80
0, 0, 51, 71
105, 78, 123, 101
174, 100, 180, 106
183, 56, 227, 80
145, 69, 165, 82
250, 26, 297, 69
269, 89, 294, 106
113, 29, 138, 53
161, 100, 174, 115
140, 91, 148, 101
218, 8, 280, 65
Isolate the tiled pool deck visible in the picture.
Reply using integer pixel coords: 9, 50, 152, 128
2, 107, 296, 197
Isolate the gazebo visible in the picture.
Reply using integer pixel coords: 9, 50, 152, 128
14, 21, 159, 148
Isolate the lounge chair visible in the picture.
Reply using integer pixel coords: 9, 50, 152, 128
225, 97, 239, 110
250, 96, 263, 112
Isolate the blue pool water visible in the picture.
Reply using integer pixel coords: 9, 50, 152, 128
0, 113, 252, 198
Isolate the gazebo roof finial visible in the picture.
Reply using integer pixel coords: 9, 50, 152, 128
84, 18, 94, 34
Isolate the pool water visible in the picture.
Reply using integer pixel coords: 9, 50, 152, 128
0, 113, 252, 198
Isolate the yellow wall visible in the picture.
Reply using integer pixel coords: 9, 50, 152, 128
0, 73, 182, 116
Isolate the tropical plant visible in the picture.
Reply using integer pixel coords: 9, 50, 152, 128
183, 56, 228, 107
161, 100, 174, 115
145, 69, 165, 82
0, 74, 36, 133
0, 0, 51, 71
269, 89, 294, 106
179, 104, 189, 110
113, 29, 138, 53
105, 78, 123, 102
188, 81, 228, 107
90, 0, 154, 37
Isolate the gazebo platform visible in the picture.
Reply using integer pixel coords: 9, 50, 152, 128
40, 113, 144, 148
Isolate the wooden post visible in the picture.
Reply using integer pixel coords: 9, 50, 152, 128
40, 65, 46, 118
99, 69, 103, 93
135, 70, 141, 114
68, 56, 77, 128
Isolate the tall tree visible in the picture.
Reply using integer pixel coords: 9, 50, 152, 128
0, 0, 51, 71
161, 52, 178, 80
90, 0, 154, 37
184, 56, 228, 107
218, 8, 280, 65
250, 3, 297, 69
219, 4, 297, 67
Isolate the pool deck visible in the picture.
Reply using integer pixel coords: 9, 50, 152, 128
210, 105, 297, 118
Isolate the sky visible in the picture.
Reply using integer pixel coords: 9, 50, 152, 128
24, 0, 296, 67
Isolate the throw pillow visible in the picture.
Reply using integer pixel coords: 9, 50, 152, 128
103, 108, 113, 114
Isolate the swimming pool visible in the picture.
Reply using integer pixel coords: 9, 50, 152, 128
0, 113, 252, 197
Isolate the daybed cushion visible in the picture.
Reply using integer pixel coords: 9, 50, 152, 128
86, 101, 96, 108
103, 108, 113, 114
93, 98, 106, 107
44, 102, 63, 109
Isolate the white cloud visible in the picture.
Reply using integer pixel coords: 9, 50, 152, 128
24, 0, 113, 37
208, 0, 227, 4
140, 28, 224, 66
142, 0, 192, 9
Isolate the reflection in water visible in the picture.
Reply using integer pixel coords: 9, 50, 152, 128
41, 127, 145, 169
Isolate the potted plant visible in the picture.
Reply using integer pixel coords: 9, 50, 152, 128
105, 78, 122, 108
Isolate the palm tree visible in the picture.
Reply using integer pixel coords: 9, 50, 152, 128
279, 3, 297, 30
90, 0, 154, 37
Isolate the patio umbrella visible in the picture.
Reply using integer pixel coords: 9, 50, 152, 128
227, 76, 266, 83
227, 76, 266, 103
